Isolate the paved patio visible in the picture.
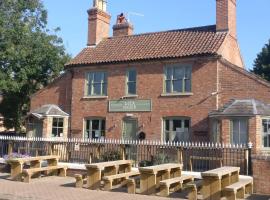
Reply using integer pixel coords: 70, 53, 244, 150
0, 173, 269, 200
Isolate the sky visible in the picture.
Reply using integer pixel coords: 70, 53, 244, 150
42, 0, 270, 70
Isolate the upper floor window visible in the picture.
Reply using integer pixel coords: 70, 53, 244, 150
126, 69, 137, 95
52, 118, 64, 137
262, 119, 270, 148
230, 118, 248, 145
164, 65, 192, 94
86, 71, 107, 96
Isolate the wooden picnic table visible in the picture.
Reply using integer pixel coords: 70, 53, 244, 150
201, 166, 240, 200
7, 155, 60, 180
85, 160, 133, 190
139, 163, 183, 195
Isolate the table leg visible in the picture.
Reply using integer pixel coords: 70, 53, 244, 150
140, 173, 156, 195
10, 162, 23, 180
87, 168, 102, 190
202, 177, 221, 200
30, 160, 41, 178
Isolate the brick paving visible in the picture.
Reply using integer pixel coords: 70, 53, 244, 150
0, 173, 269, 200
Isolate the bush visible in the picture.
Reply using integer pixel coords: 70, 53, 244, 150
139, 160, 153, 167
100, 150, 121, 162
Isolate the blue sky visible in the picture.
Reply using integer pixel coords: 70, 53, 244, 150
42, 0, 270, 70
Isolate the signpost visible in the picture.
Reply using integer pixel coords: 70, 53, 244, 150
109, 99, 152, 112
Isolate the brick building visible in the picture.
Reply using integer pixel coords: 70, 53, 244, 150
28, 0, 270, 153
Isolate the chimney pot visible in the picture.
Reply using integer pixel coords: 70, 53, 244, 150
113, 13, 134, 37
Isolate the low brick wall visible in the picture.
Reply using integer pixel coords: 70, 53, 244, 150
252, 154, 270, 195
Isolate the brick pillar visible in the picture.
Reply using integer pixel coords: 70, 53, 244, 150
252, 154, 270, 195
221, 118, 230, 143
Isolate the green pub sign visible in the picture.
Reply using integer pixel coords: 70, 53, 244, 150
109, 99, 152, 112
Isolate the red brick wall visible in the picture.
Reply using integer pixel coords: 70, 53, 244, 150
252, 155, 270, 195
70, 58, 218, 140
30, 72, 72, 114
218, 60, 270, 106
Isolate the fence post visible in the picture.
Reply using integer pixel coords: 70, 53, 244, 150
120, 145, 126, 160
8, 142, 13, 155
177, 147, 183, 164
247, 142, 253, 176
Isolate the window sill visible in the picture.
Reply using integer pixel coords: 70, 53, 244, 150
160, 93, 193, 97
82, 96, 108, 100
122, 95, 138, 99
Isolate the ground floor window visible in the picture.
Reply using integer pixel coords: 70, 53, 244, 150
230, 118, 248, 144
163, 117, 190, 142
262, 119, 270, 148
211, 119, 221, 143
52, 118, 64, 137
85, 118, 105, 139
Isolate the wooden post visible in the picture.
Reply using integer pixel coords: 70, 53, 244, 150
121, 145, 126, 160
8, 142, 13, 155
245, 149, 249, 175
177, 147, 183, 164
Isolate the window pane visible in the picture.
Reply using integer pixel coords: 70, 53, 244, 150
165, 120, 170, 131
174, 67, 184, 79
52, 128, 58, 137
166, 80, 171, 93
173, 120, 182, 131
128, 70, 136, 82
184, 120, 190, 128
173, 80, 182, 92
185, 79, 191, 92
185, 67, 192, 78
166, 68, 172, 80
101, 120, 105, 131
128, 82, 136, 94
232, 120, 239, 144
239, 119, 248, 144
94, 72, 103, 82
93, 83, 101, 95
92, 120, 99, 130
53, 119, 58, 127
102, 83, 107, 95
58, 119, 63, 128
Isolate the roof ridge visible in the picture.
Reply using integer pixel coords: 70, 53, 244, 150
105, 25, 222, 40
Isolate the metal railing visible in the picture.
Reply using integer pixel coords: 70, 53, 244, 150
0, 136, 252, 175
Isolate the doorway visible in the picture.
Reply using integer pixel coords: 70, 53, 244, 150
122, 118, 138, 140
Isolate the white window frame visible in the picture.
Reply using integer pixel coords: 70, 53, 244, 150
262, 118, 270, 149
84, 118, 106, 139
230, 118, 248, 145
163, 117, 190, 142
126, 68, 137, 96
52, 117, 64, 137
164, 64, 192, 94
85, 71, 107, 97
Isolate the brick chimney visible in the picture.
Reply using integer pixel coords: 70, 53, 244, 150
216, 0, 237, 38
113, 13, 134, 37
87, 0, 111, 46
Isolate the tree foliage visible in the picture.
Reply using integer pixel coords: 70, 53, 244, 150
252, 40, 270, 81
0, 0, 71, 131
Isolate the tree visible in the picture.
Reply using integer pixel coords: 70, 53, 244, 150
252, 40, 270, 81
0, 0, 71, 132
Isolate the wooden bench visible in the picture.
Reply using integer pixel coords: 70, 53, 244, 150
159, 175, 194, 197
103, 170, 140, 191
22, 165, 67, 183
186, 180, 203, 200
223, 178, 253, 200
75, 174, 87, 188
189, 156, 222, 171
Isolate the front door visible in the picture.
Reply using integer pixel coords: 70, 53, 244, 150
123, 118, 138, 140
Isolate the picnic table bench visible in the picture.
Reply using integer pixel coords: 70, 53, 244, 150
85, 160, 133, 190
103, 169, 140, 191
7, 155, 59, 180
139, 163, 183, 195
201, 166, 240, 200
22, 165, 67, 183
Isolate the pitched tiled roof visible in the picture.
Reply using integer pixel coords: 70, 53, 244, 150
209, 99, 270, 117
66, 25, 227, 67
